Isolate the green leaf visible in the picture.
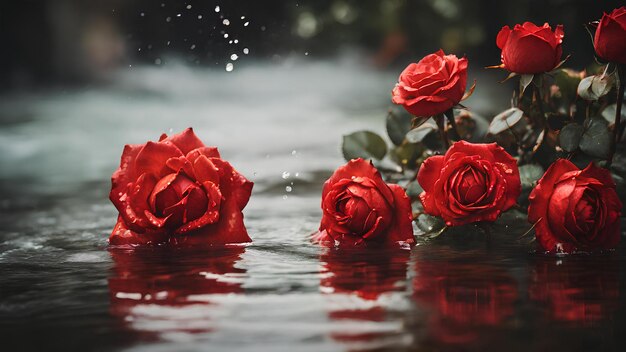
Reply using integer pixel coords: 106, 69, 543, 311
390, 143, 422, 168
488, 108, 524, 135
601, 103, 626, 125
577, 74, 614, 101
416, 213, 445, 234
386, 109, 413, 146
405, 180, 424, 198
520, 74, 534, 95
342, 131, 388, 161
406, 119, 437, 143
558, 123, 584, 152
579, 118, 611, 159
518, 164, 544, 188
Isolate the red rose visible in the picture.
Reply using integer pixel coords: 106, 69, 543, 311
417, 141, 521, 226
109, 128, 253, 246
314, 158, 414, 247
392, 49, 468, 117
496, 22, 564, 74
528, 159, 621, 253
594, 7, 626, 65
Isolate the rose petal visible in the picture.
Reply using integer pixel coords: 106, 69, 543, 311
162, 127, 206, 154
134, 141, 184, 177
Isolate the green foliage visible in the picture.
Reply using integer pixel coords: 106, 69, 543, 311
488, 108, 524, 135
406, 119, 437, 143
558, 123, 584, 153
518, 164, 544, 188
579, 118, 611, 159
342, 131, 387, 161
577, 74, 614, 101
386, 109, 413, 146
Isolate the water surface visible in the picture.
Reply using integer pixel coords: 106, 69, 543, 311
1, 61, 624, 351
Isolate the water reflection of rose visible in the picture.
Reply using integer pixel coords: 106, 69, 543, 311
320, 248, 410, 344
529, 257, 619, 325
108, 247, 245, 338
412, 261, 518, 345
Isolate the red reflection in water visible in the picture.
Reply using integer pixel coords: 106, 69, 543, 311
320, 248, 410, 343
108, 246, 245, 337
529, 257, 620, 325
412, 260, 518, 345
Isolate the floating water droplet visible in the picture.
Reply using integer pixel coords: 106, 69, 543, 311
241, 16, 246, 20
225, 62, 234, 72
154, 58, 162, 65
186, 5, 192, 9
282, 195, 288, 200
244, 21, 250, 26
165, 16, 171, 22
295, 172, 299, 177
234, 39, 239, 43
304, 52, 309, 56
224, 33, 229, 38
176, 13, 181, 17
243, 48, 249, 54
282, 171, 290, 179
198, 15, 202, 19
190, 44, 196, 50
291, 150, 297, 155
215, 5, 220, 12
285, 186, 292, 192
140, 12, 145, 17
230, 54, 238, 60
223, 19, 230, 25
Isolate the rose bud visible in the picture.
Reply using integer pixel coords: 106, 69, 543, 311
417, 141, 521, 226
109, 128, 253, 246
594, 7, 626, 65
392, 49, 468, 117
528, 159, 622, 254
314, 159, 414, 247
496, 22, 564, 74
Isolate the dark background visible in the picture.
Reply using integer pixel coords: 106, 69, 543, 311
1, 0, 623, 90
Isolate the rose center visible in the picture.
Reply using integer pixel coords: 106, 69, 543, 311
456, 166, 487, 205
149, 173, 209, 228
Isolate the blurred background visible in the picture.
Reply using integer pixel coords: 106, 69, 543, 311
1, 0, 622, 89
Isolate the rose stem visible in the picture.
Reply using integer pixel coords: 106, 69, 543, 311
532, 81, 548, 138
608, 64, 625, 168
435, 114, 450, 149
444, 108, 462, 141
